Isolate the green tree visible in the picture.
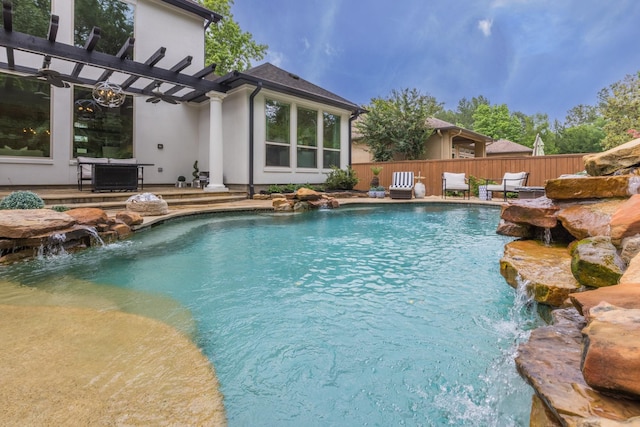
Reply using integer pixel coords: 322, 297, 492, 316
472, 104, 523, 143
356, 88, 443, 161
75, 0, 133, 55
564, 104, 600, 127
436, 95, 489, 130
9, 0, 51, 38
555, 120, 605, 154
598, 71, 640, 149
201, 0, 268, 74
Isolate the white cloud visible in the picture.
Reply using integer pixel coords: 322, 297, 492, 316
302, 37, 310, 51
265, 50, 285, 68
478, 19, 493, 37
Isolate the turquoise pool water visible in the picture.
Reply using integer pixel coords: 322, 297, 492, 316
3, 204, 541, 426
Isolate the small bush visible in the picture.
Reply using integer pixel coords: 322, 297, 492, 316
50, 205, 69, 212
324, 166, 359, 190
0, 191, 45, 210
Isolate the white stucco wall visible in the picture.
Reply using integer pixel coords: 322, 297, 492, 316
222, 86, 352, 187
0, 0, 208, 186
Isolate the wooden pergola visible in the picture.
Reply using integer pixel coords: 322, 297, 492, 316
0, 1, 225, 104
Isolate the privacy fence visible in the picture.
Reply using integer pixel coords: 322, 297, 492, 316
351, 154, 586, 196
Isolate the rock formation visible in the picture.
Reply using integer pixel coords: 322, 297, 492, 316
499, 138, 640, 424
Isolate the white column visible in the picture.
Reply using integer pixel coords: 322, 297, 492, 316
204, 91, 229, 192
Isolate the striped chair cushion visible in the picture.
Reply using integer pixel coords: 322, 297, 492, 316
390, 172, 414, 189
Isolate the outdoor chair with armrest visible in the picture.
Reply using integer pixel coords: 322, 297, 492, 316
389, 171, 414, 199
442, 172, 470, 199
485, 172, 529, 201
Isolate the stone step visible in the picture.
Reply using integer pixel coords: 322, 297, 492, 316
44, 194, 248, 210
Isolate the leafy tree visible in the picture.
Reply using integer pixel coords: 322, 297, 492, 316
472, 104, 523, 143
564, 104, 600, 127
514, 111, 552, 148
200, 0, 268, 74
75, 0, 133, 55
555, 120, 605, 154
9, 0, 51, 38
436, 95, 489, 130
356, 88, 443, 161
598, 71, 640, 149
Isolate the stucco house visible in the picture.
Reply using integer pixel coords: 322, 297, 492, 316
352, 117, 493, 162
0, 0, 361, 196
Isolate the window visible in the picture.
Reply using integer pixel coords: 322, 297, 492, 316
322, 112, 341, 168
73, 87, 133, 158
265, 99, 290, 167
75, 0, 134, 56
12, 0, 51, 37
297, 107, 317, 168
0, 73, 51, 158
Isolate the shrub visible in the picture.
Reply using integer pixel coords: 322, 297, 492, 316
0, 191, 45, 209
50, 205, 69, 212
324, 166, 359, 190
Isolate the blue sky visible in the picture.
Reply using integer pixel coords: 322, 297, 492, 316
231, 0, 640, 122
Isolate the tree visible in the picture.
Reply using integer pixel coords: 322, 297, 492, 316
11, 0, 51, 38
200, 0, 268, 74
75, 0, 134, 55
472, 104, 523, 143
436, 95, 489, 130
598, 71, 640, 149
555, 121, 605, 154
564, 104, 600, 127
356, 88, 443, 161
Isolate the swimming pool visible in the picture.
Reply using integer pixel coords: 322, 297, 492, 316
3, 204, 541, 426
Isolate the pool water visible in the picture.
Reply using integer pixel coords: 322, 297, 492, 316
3, 204, 542, 426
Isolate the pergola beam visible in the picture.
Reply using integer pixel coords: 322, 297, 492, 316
47, 14, 58, 42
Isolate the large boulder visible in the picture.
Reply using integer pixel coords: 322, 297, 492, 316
500, 197, 559, 228
610, 194, 640, 246
570, 237, 625, 288
545, 176, 634, 200
581, 302, 640, 399
515, 307, 640, 425
557, 199, 625, 240
495, 219, 533, 238
571, 284, 640, 319
65, 207, 109, 226
0, 209, 76, 239
500, 240, 580, 306
295, 188, 321, 201
621, 252, 640, 283
584, 137, 640, 176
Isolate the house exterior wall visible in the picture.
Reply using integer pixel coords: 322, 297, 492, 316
0, 0, 207, 186
223, 87, 352, 187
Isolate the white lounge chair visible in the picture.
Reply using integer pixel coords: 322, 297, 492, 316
485, 172, 529, 201
442, 172, 470, 199
389, 171, 414, 199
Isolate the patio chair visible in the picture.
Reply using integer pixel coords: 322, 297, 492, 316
389, 171, 414, 199
442, 172, 470, 199
485, 172, 529, 201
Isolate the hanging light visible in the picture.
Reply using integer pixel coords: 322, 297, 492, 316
92, 81, 126, 108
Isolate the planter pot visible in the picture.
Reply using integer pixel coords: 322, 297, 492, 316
414, 182, 426, 198
368, 190, 377, 198
376, 191, 385, 198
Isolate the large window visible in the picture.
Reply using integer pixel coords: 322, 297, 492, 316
322, 112, 341, 168
0, 73, 51, 158
75, 0, 134, 55
265, 99, 290, 167
73, 87, 133, 158
297, 107, 317, 168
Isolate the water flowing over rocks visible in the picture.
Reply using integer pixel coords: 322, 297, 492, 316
0, 208, 134, 264
502, 139, 640, 424
272, 188, 340, 212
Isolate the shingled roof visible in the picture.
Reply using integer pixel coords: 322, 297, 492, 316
217, 63, 362, 113
486, 139, 533, 155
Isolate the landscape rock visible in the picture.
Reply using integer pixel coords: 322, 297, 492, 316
581, 303, 640, 399
495, 219, 533, 238
557, 199, 625, 240
584, 137, 640, 176
500, 240, 580, 306
610, 194, 640, 246
115, 211, 144, 226
295, 188, 321, 201
110, 223, 132, 238
515, 307, 640, 426
272, 198, 292, 212
570, 284, 640, 320
500, 197, 560, 228
65, 208, 108, 226
0, 209, 76, 239
545, 176, 633, 200
620, 252, 640, 283
570, 237, 625, 288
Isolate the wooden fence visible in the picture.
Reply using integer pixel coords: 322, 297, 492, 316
351, 154, 586, 196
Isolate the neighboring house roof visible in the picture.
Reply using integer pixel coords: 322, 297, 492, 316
486, 139, 533, 155
426, 118, 493, 142
159, 0, 222, 23
217, 63, 363, 114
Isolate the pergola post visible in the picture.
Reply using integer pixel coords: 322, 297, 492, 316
204, 91, 229, 192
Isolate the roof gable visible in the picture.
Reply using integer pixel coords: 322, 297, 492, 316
218, 63, 361, 113
487, 139, 533, 154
